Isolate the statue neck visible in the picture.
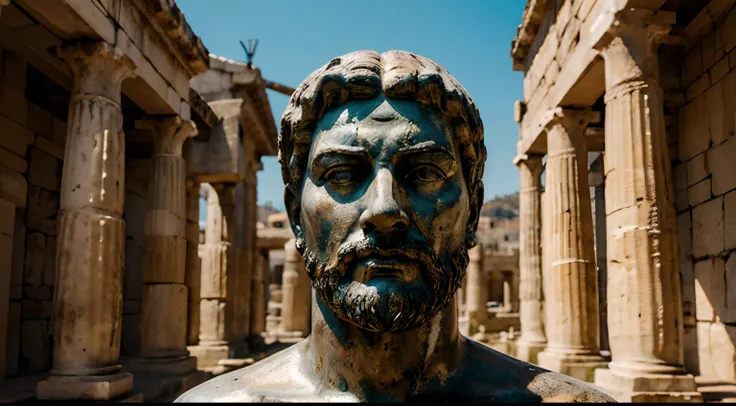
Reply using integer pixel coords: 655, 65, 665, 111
303, 295, 466, 402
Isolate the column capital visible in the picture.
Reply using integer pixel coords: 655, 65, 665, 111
513, 154, 543, 169
59, 42, 135, 102
595, 9, 675, 91
136, 115, 198, 156
540, 108, 600, 134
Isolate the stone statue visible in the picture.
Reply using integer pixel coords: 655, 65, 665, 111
177, 50, 615, 403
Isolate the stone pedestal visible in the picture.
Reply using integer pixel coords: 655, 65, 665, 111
280, 239, 310, 336
536, 108, 605, 382
465, 245, 487, 336
37, 42, 135, 400
514, 155, 546, 364
593, 14, 701, 402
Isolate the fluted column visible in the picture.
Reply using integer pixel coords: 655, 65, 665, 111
465, 244, 487, 335
37, 42, 135, 400
183, 138, 202, 347
187, 184, 237, 370
280, 238, 311, 336
515, 154, 546, 360
250, 249, 268, 342
136, 116, 197, 364
593, 12, 701, 402
536, 107, 605, 382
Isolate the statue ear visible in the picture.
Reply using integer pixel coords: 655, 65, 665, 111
466, 181, 484, 246
284, 186, 304, 241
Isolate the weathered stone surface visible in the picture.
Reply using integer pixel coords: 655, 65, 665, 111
679, 96, 710, 162
710, 135, 736, 195
37, 372, 133, 401
0, 83, 27, 126
121, 313, 141, 357
697, 321, 736, 383
687, 152, 710, 186
688, 178, 712, 207
692, 197, 724, 258
28, 148, 59, 192
25, 186, 59, 235
694, 257, 726, 322
47, 42, 134, 385
677, 212, 693, 263
725, 190, 736, 250
21, 299, 53, 319
141, 283, 189, 359
4, 302, 21, 378
23, 232, 45, 286
19, 319, 49, 374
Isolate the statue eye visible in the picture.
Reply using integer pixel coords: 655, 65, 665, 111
324, 166, 356, 186
408, 165, 445, 183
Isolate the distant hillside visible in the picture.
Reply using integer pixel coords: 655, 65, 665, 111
480, 192, 519, 219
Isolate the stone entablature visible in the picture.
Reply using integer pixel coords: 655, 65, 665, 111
16, 0, 207, 119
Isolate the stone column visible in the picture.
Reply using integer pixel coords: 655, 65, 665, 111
250, 249, 268, 345
37, 42, 135, 400
465, 244, 487, 335
280, 238, 310, 337
183, 138, 202, 347
188, 184, 237, 371
589, 153, 610, 353
593, 13, 701, 402
536, 107, 606, 382
514, 154, 546, 363
227, 183, 249, 355
135, 116, 197, 372
266, 264, 284, 335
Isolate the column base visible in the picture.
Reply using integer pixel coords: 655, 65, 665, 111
594, 368, 703, 403
537, 351, 608, 383
187, 344, 230, 369
514, 339, 547, 365
36, 371, 134, 400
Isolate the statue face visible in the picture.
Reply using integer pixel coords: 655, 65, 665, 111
295, 95, 471, 332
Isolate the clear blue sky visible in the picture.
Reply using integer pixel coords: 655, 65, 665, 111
177, 0, 525, 212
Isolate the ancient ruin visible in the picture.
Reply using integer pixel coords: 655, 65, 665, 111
1, 0, 736, 403
509, 0, 736, 402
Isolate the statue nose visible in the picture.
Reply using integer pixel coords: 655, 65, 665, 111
359, 168, 409, 236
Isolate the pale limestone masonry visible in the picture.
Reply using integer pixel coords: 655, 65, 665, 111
465, 245, 488, 335
0, 0, 279, 402
535, 107, 606, 382
514, 154, 546, 364
280, 238, 311, 337
511, 0, 736, 402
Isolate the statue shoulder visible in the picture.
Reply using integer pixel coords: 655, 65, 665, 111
460, 339, 615, 403
175, 342, 308, 403
525, 371, 616, 403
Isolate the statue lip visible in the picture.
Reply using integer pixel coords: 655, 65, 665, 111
353, 256, 419, 283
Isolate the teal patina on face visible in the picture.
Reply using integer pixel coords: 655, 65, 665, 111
175, 50, 616, 403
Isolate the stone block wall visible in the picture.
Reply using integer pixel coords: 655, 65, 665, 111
521, 0, 596, 123
121, 158, 150, 357
2, 50, 68, 379
673, 2, 736, 383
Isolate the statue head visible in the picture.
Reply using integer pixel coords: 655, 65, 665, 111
279, 50, 485, 333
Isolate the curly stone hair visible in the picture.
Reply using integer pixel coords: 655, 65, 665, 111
278, 50, 486, 245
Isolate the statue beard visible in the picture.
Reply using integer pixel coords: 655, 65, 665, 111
299, 237, 469, 333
